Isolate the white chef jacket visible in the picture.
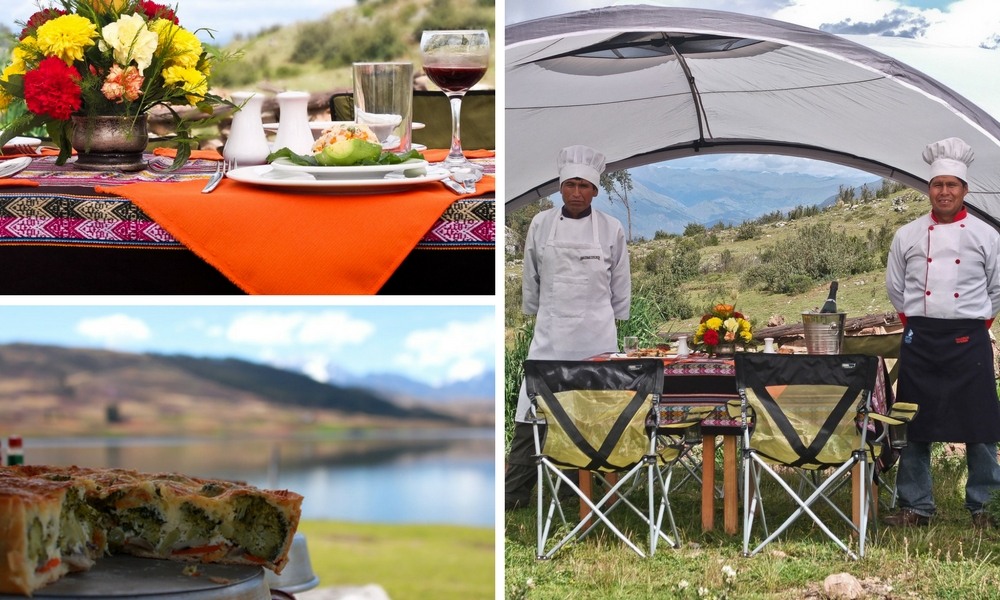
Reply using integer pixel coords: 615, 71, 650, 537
886, 209, 1000, 320
515, 206, 631, 422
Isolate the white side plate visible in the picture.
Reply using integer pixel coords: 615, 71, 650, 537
225, 164, 450, 194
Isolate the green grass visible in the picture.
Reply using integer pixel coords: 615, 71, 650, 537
298, 519, 494, 600
504, 451, 1000, 599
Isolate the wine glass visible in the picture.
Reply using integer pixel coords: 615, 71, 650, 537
419, 30, 490, 183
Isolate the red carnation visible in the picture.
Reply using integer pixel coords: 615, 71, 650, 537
734, 312, 744, 319
703, 329, 720, 346
24, 57, 82, 121
139, 1, 179, 24
20, 8, 67, 40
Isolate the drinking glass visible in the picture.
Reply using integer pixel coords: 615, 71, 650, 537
419, 30, 490, 183
623, 336, 639, 355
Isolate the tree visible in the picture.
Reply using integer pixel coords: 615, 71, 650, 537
600, 170, 635, 242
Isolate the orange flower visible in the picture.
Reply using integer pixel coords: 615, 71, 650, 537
86, 0, 131, 12
101, 64, 144, 102
714, 304, 734, 316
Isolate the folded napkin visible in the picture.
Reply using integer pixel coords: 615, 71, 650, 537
419, 148, 495, 162
153, 147, 224, 160
96, 175, 495, 294
0, 179, 39, 187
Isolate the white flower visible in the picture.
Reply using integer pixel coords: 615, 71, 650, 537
100, 13, 159, 72
678, 580, 690, 590
697, 586, 710, 598
525, 578, 535, 589
722, 564, 737, 583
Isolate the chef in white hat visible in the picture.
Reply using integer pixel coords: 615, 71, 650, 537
504, 145, 632, 510
885, 137, 1000, 528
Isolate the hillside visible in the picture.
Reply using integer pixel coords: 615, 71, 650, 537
0, 343, 482, 438
595, 163, 881, 240
211, 0, 496, 94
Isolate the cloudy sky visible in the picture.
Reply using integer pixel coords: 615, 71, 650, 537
1, 1, 354, 45
505, 0, 1000, 177
0, 304, 496, 387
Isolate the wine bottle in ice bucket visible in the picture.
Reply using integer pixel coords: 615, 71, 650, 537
820, 281, 839, 314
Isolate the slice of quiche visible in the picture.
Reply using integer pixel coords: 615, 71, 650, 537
0, 466, 303, 596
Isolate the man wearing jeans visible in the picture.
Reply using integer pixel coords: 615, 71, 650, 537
885, 137, 1000, 527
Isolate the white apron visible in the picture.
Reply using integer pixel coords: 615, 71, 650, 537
515, 212, 618, 421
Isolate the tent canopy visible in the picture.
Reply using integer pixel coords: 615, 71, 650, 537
505, 6, 1000, 226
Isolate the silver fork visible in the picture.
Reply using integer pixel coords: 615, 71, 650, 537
201, 159, 235, 193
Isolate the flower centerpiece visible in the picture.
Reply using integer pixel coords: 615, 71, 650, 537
693, 303, 755, 355
0, 0, 232, 170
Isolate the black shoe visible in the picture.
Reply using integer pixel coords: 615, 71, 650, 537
972, 512, 996, 529
884, 508, 930, 527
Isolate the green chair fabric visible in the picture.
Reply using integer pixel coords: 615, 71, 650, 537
524, 358, 697, 559
329, 89, 495, 150
733, 353, 883, 559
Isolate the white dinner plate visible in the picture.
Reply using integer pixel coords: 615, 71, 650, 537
269, 157, 428, 180
225, 164, 450, 194
262, 121, 426, 131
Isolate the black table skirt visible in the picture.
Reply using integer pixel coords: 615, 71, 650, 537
0, 245, 494, 295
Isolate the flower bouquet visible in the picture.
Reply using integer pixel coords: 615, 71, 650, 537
0, 0, 233, 168
693, 303, 755, 355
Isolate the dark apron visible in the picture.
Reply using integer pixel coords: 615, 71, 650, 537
897, 317, 1000, 443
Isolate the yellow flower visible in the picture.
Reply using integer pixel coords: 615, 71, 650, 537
101, 13, 159, 72
152, 20, 203, 70
35, 14, 98, 64
8, 39, 35, 75
740, 330, 753, 343
723, 317, 739, 333
162, 64, 208, 105
705, 317, 723, 331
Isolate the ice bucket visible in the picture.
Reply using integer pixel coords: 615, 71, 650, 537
801, 312, 846, 354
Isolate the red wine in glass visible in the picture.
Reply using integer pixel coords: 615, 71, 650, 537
424, 65, 487, 93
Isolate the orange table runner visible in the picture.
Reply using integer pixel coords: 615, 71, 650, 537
96, 174, 495, 294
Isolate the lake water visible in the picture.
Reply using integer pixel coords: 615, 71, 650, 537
19, 429, 495, 528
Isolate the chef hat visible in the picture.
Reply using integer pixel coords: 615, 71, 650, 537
558, 145, 606, 188
923, 137, 974, 182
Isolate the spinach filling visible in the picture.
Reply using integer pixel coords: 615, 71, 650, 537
229, 495, 287, 561
119, 505, 165, 545
181, 502, 221, 542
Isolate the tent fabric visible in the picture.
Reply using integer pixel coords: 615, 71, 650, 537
505, 6, 1000, 227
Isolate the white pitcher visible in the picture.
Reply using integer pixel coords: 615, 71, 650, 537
223, 91, 270, 166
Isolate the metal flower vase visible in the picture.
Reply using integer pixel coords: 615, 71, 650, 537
71, 114, 149, 172
712, 343, 736, 357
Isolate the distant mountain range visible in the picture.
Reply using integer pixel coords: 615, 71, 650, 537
0, 343, 493, 436
594, 163, 881, 239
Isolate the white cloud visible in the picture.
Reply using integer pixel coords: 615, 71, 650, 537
75, 314, 152, 348
394, 316, 495, 384
225, 311, 374, 348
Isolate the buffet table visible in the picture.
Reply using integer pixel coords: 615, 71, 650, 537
0, 151, 495, 294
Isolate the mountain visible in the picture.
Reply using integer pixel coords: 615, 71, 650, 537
0, 343, 479, 438
596, 163, 882, 239
336, 370, 495, 405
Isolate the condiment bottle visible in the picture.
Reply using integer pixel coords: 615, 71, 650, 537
676, 335, 690, 357
763, 338, 776, 353
7, 435, 23, 466
223, 91, 271, 166
274, 91, 314, 155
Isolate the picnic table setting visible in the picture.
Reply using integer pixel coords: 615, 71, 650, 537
0, 3, 494, 295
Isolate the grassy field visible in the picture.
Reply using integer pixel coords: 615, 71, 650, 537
298, 519, 494, 600
503, 447, 1000, 599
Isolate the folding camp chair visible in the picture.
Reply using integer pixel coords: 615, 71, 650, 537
731, 353, 916, 559
524, 359, 703, 559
